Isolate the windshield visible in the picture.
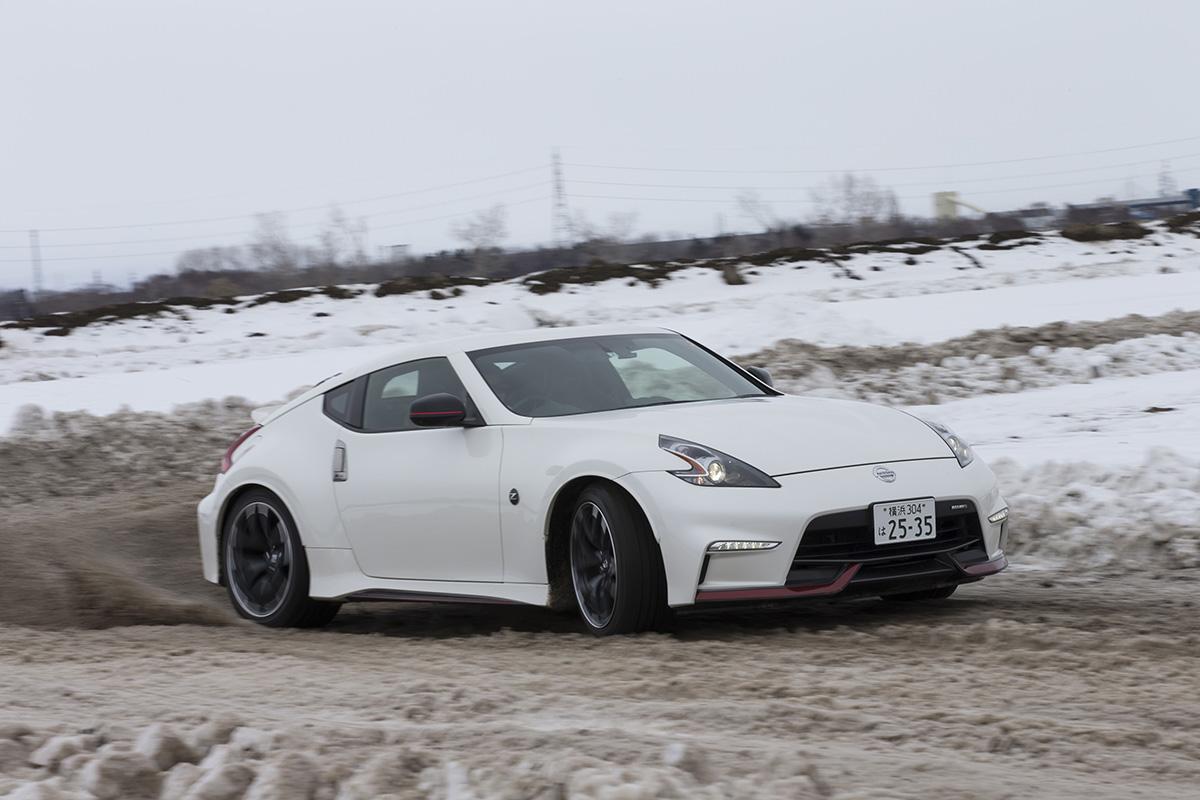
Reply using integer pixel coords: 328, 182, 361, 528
468, 333, 769, 417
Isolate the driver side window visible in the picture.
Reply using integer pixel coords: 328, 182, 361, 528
362, 357, 478, 433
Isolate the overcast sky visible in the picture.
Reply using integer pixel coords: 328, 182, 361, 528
2, 0, 1198, 290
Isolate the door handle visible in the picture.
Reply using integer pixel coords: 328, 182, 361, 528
333, 440, 348, 482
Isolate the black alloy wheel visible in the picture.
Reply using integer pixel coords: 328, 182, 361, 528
567, 484, 668, 635
227, 500, 294, 618
222, 489, 340, 628
570, 501, 618, 629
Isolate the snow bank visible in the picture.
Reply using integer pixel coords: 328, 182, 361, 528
0, 401, 256, 509
995, 448, 1200, 569
773, 332, 1200, 404
0, 717, 915, 799
913, 368, 1200, 466
1, 225, 1198, 430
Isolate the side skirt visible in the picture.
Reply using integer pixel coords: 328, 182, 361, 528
305, 547, 550, 606
340, 589, 528, 605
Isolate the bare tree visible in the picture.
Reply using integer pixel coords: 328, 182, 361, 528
809, 173, 898, 225
318, 206, 369, 268
175, 245, 246, 274
451, 204, 508, 250
570, 210, 638, 242
569, 210, 639, 261
736, 189, 782, 231
451, 204, 508, 274
248, 212, 302, 272
604, 210, 638, 243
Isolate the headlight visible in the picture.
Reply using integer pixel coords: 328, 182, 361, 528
658, 435, 780, 487
921, 419, 975, 468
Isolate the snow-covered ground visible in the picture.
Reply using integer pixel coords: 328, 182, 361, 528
917, 367, 1200, 465
2, 222, 1198, 462
3, 222, 1200, 799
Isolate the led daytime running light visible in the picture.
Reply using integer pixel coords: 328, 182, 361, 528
707, 540, 781, 552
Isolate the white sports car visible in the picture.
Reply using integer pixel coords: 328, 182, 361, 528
198, 325, 1009, 634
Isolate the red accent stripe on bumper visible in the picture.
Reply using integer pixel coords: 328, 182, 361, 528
694, 563, 862, 602
960, 554, 1009, 576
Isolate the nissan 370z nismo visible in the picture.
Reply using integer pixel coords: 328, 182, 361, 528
198, 325, 1010, 634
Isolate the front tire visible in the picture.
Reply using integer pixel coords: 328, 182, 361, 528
568, 484, 668, 635
222, 489, 340, 628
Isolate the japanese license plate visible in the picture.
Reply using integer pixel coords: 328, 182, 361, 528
872, 498, 936, 545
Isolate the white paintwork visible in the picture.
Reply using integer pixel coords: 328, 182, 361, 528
332, 425, 505, 581
619, 457, 1004, 605
197, 324, 1008, 608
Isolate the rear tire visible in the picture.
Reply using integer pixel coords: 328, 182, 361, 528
568, 484, 668, 635
883, 584, 958, 602
222, 489, 340, 628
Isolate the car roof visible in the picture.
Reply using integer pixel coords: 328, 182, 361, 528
347, 323, 676, 378
262, 324, 679, 424
443, 322, 672, 354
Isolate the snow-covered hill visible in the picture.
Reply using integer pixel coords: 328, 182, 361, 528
3, 223, 1199, 432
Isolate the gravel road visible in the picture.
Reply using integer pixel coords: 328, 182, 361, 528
1, 483, 1198, 798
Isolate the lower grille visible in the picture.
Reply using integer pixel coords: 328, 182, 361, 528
791, 500, 983, 570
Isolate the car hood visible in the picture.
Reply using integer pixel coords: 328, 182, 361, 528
536, 395, 954, 476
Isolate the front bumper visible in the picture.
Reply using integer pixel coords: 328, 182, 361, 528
694, 552, 1008, 603
618, 456, 1008, 607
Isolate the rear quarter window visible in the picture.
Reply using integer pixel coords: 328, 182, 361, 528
323, 378, 364, 428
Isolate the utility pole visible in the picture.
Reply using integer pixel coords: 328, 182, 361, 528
29, 230, 43, 300
551, 148, 571, 248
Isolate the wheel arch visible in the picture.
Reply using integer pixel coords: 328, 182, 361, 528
543, 475, 663, 612
215, 481, 289, 585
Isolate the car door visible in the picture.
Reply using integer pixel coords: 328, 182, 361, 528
330, 356, 504, 582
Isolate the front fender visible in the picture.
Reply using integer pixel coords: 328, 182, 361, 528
497, 423, 673, 584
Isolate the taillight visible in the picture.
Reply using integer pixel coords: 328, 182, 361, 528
220, 425, 261, 474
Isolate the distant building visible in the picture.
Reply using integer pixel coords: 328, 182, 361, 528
380, 244, 411, 262
1010, 202, 1059, 230
1066, 190, 1198, 224
933, 191, 994, 220
1124, 190, 1199, 219
939, 188, 1199, 229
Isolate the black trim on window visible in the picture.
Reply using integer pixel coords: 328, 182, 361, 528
322, 376, 366, 430
674, 331, 784, 396
357, 357, 484, 434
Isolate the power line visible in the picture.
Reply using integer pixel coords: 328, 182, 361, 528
564, 133, 1200, 175
568, 151, 1200, 192
0, 195, 553, 263
0, 164, 548, 234
567, 165, 1200, 207
360, 181, 548, 223
369, 194, 550, 233
0, 181, 550, 251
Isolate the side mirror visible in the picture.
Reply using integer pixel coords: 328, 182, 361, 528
745, 366, 773, 387
409, 393, 468, 427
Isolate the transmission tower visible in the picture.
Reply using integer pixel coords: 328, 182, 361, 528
1158, 161, 1179, 198
29, 230, 43, 300
551, 148, 571, 247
